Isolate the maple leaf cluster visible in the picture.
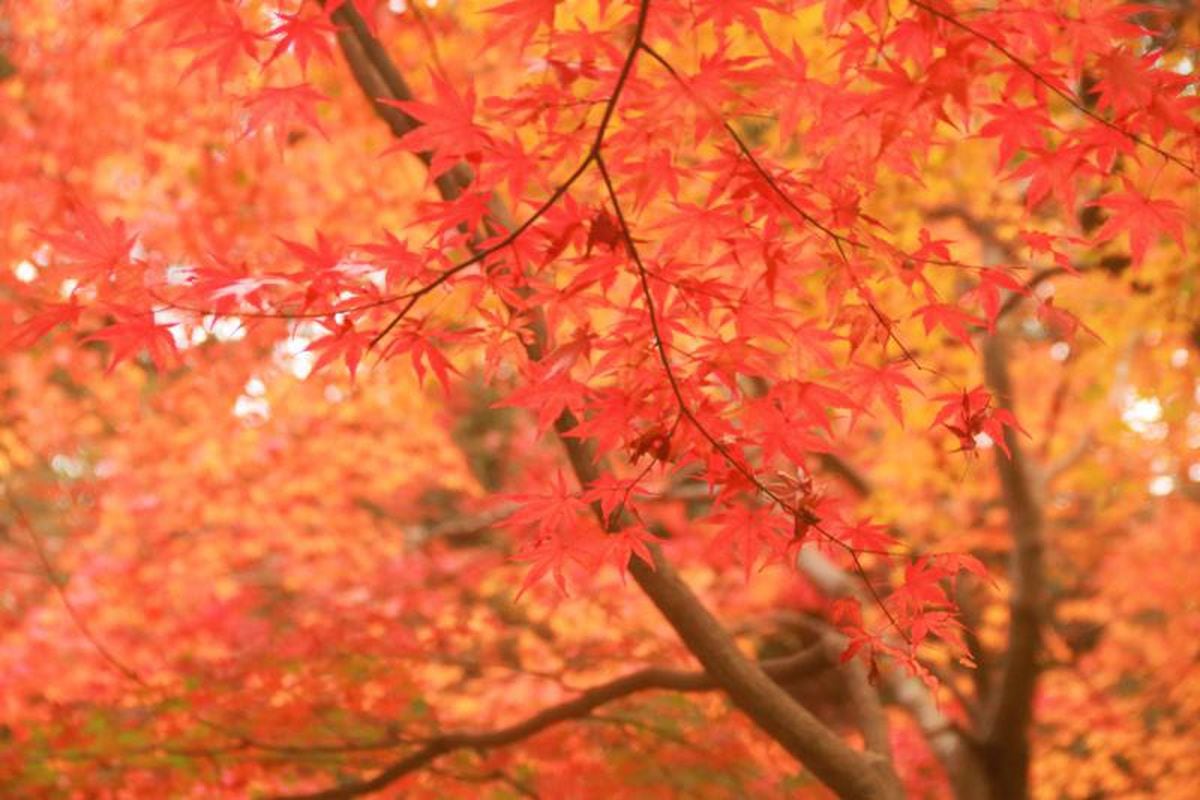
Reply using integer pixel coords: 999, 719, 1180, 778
0, 0, 1198, 797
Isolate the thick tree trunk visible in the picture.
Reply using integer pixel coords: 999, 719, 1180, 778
974, 323, 1045, 800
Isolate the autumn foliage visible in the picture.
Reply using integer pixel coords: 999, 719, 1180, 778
1, 0, 1199, 797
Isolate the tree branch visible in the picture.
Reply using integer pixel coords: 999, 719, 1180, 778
269, 647, 828, 800
322, 4, 903, 798
928, 200, 1051, 798
814, 628, 893, 761
794, 547, 988, 789
909, 0, 1197, 176
931, 200, 1048, 797
978, 331, 1045, 797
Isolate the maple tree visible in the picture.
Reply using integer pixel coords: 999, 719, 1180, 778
1, 0, 1199, 797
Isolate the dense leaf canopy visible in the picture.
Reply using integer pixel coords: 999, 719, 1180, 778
1, 0, 1198, 797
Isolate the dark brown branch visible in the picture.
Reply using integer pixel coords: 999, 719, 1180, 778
326, 2, 464, 203
6, 487, 145, 684
924, 201, 1056, 799
932, 206, 1048, 738
817, 452, 874, 498
269, 647, 828, 800
628, 546, 901, 799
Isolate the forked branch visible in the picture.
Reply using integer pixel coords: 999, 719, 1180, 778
271, 646, 828, 800
318, 2, 903, 798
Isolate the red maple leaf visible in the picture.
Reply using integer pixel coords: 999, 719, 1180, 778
486, 0, 559, 51
241, 84, 328, 151
1009, 144, 1095, 213
265, 10, 338, 73
507, 471, 595, 597
306, 319, 371, 378
136, 0, 226, 39
708, 505, 790, 583
978, 102, 1054, 166
278, 232, 343, 275
932, 386, 1027, 457
383, 327, 460, 391
38, 206, 138, 285
358, 231, 427, 288
1092, 180, 1186, 266
845, 362, 919, 424
968, 267, 1026, 331
86, 311, 179, 372
176, 11, 262, 83
912, 303, 983, 347
4, 301, 84, 350
380, 73, 492, 177
585, 209, 623, 255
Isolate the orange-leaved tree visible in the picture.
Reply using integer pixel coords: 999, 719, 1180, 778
1, 0, 1198, 798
